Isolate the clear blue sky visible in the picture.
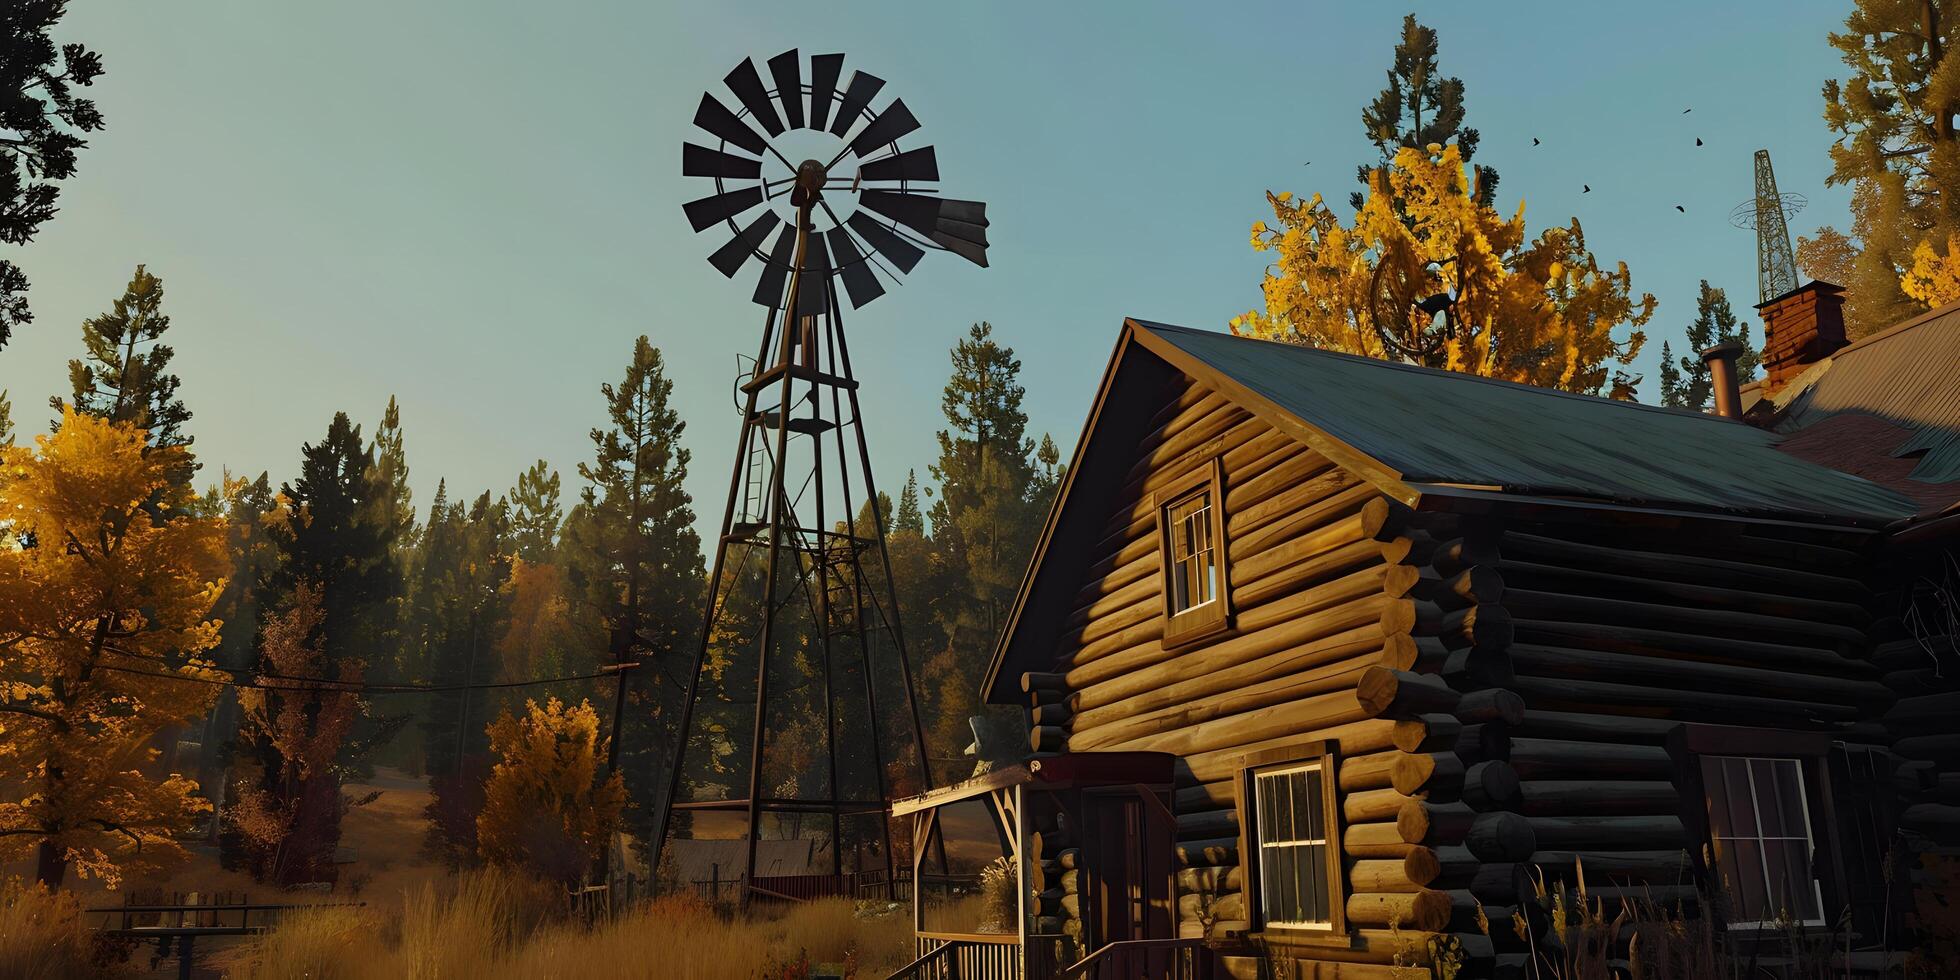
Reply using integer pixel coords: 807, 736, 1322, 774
1, 1, 1858, 540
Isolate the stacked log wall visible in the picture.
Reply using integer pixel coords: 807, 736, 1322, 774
1017, 374, 1499, 971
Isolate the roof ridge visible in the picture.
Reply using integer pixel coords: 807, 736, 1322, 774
1132, 320, 1735, 425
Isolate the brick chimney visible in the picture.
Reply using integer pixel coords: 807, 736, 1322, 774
1756, 280, 1847, 394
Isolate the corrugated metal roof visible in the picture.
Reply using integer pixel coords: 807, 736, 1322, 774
1773, 302, 1960, 487
1134, 320, 1921, 524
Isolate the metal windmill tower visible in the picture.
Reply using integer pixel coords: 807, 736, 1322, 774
1729, 149, 1808, 305
651, 50, 989, 905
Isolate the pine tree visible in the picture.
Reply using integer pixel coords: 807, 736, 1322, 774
0, 2, 106, 348
1354, 14, 1497, 211
893, 469, 924, 535
509, 459, 563, 562
1817, 0, 1960, 334
366, 397, 415, 550
52, 266, 196, 490
922, 324, 1047, 764
564, 335, 703, 842
1667, 282, 1761, 412
1657, 341, 1683, 408
247, 412, 404, 877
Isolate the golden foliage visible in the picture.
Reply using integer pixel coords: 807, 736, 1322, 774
1233, 144, 1653, 397
0, 410, 228, 886
475, 698, 624, 882
1901, 232, 1960, 309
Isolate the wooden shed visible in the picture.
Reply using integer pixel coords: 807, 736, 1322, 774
932, 291, 1959, 979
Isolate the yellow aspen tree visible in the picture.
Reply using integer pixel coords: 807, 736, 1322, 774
0, 410, 228, 887
1901, 232, 1960, 309
1233, 144, 1654, 398
475, 697, 624, 883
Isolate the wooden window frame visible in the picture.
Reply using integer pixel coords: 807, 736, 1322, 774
1671, 724, 1847, 933
1155, 457, 1231, 647
1234, 740, 1349, 946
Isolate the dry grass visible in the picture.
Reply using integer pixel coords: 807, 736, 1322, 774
218, 874, 911, 980
0, 878, 101, 980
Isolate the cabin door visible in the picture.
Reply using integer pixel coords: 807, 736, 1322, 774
1083, 790, 1173, 947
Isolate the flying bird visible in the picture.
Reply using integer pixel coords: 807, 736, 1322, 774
1696, 138, 1704, 146
1583, 184, 1591, 193
1532, 137, 1541, 146
1683, 108, 1693, 113
1676, 205, 1686, 212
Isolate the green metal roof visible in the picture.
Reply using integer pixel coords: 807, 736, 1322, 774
1135, 320, 1921, 525
1774, 302, 1960, 486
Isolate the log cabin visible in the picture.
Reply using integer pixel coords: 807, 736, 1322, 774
888, 281, 1960, 979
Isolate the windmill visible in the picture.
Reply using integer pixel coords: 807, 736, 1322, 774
1729, 148, 1806, 305
652, 50, 988, 905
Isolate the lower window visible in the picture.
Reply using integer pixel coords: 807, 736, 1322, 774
1238, 744, 1344, 937
1701, 755, 1826, 928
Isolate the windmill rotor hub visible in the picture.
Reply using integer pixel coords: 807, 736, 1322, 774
789, 158, 828, 206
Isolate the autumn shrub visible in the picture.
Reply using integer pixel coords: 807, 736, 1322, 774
475, 698, 624, 884
501, 894, 911, 979
0, 879, 97, 980
396, 867, 560, 977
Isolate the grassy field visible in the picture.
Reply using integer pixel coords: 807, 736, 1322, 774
3, 768, 913, 979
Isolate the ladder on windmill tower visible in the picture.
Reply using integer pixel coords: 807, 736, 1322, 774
654, 49, 991, 909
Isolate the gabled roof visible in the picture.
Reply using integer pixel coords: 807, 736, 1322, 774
980, 319, 1920, 704
1766, 299, 1960, 513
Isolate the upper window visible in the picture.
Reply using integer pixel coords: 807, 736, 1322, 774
1157, 460, 1230, 644
1237, 743, 1344, 938
1701, 755, 1826, 928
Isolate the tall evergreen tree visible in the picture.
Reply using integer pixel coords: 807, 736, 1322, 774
366, 397, 415, 550
563, 335, 703, 842
922, 323, 1048, 765
1663, 282, 1761, 411
0, 1, 106, 348
1657, 341, 1683, 409
1354, 14, 1496, 211
509, 459, 563, 562
893, 469, 924, 535
53, 266, 194, 481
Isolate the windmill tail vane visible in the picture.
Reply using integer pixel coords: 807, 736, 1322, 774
652, 50, 988, 908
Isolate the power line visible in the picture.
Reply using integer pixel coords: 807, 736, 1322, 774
85, 660, 631, 695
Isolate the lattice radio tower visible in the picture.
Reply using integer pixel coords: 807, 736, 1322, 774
1728, 148, 1807, 305
651, 50, 989, 906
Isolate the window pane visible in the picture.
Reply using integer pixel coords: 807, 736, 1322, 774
1309, 764, 1324, 842
1702, 758, 1734, 839
1768, 760, 1809, 840
1304, 842, 1328, 923
1721, 757, 1758, 838
1763, 839, 1821, 923
1724, 838, 1769, 923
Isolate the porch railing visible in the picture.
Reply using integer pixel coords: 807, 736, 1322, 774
1056, 938, 1215, 980
886, 938, 1022, 980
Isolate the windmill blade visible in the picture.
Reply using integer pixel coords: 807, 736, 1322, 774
684, 186, 763, 233
808, 54, 844, 132
935, 199, 988, 228
828, 70, 886, 137
724, 57, 785, 136
751, 225, 797, 307
847, 99, 922, 158
709, 211, 782, 278
848, 212, 924, 273
795, 232, 832, 318
859, 189, 941, 238
767, 49, 805, 130
694, 93, 768, 156
826, 227, 886, 309
683, 142, 762, 180
857, 145, 939, 184
931, 230, 989, 268
932, 198, 990, 268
